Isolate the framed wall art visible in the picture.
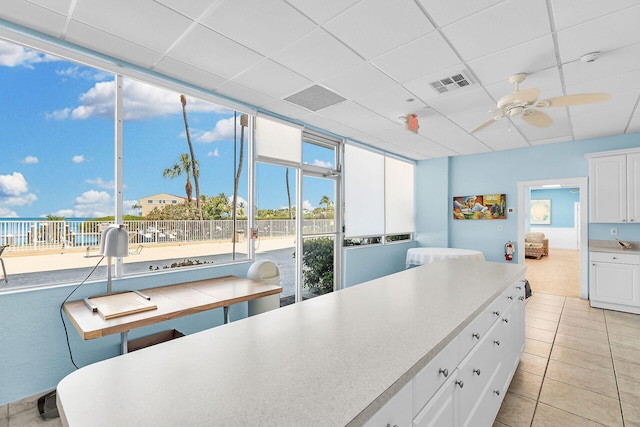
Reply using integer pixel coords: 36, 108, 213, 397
453, 194, 506, 220
530, 199, 551, 225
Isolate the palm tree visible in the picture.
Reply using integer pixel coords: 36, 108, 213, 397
319, 195, 332, 211
180, 95, 203, 220
131, 203, 142, 216
163, 153, 193, 202
286, 168, 292, 220
232, 113, 248, 242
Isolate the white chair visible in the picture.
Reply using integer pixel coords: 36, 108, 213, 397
0, 245, 8, 283
247, 260, 281, 316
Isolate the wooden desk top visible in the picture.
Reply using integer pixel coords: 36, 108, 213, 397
63, 276, 282, 340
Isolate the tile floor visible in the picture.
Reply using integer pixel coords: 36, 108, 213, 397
495, 249, 640, 426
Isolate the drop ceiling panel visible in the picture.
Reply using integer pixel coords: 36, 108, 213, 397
516, 117, 573, 141
72, 0, 192, 53
321, 62, 398, 101
563, 51, 640, 90
550, 0, 639, 30
0, 2, 66, 37
66, 21, 163, 68
429, 87, 495, 116
284, 0, 361, 25
427, 126, 493, 156
442, 1, 550, 61
156, 0, 219, 19
154, 56, 227, 91
475, 126, 529, 151
417, 0, 505, 27
202, 0, 316, 57
28, 0, 73, 15
371, 32, 460, 84
324, 0, 434, 59
272, 29, 363, 82
216, 81, 275, 109
357, 85, 427, 121
467, 35, 557, 86
233, 60, 312, 99
557, 6, 640, 63
168, 25, 264, 79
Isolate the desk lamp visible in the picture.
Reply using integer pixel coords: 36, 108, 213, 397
99, 224, 129, 293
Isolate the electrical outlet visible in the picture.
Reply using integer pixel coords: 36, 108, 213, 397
611, 228, 618, 236
498, 225, 503, 231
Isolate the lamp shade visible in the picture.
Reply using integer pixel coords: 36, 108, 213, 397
99, 226, 129, 257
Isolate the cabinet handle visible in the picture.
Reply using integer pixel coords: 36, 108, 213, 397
508, 296, 513, 300
455, 380, 464, 388
502, 318, 509, 323
493, 310, 500, 317
472, 332, 480, 339
473, 369, 481, 376
439, 368, 449, 378
516, 286, 522, 290
519, 296, 525, 301
494, 390, 501, 396
386, 424, 398, 427
494, 340, 501, 346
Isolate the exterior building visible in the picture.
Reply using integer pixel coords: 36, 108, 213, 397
140, 193, 186, 217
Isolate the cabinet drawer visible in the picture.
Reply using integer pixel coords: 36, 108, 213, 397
413, 335, 461, 416
363, 380, 413, 427
591, 251, 640, 265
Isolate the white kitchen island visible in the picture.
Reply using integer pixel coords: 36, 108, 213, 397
57, 260, 526, 427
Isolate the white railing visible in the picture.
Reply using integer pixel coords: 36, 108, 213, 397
0, 219, 335, 253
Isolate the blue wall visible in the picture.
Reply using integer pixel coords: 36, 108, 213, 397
0, 262, 251, 405
530, 188, 579, 228
416, 132, 640, 263
343, 241, 416, 287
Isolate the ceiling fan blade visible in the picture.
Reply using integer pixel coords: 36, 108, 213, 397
543, 93, 611, 107
470, 115, 503, 134
521, 110, 552, 128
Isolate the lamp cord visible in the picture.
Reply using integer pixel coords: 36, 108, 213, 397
59, 256, 104, 370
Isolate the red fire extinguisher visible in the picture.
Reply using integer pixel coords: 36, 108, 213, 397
504, 241, 515, 261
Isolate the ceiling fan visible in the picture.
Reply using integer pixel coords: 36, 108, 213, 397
470, 73, 611, 134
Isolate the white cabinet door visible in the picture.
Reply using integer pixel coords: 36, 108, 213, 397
589, 154, 626, 223
364, 380, 413, 427
413, 371, 459, 427
628, 153, 640, 223
591, 260, 640, 307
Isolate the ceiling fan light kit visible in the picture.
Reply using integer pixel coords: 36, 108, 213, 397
471, 73, 611, 134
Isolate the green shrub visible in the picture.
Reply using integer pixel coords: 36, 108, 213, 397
298, 237, 334, 294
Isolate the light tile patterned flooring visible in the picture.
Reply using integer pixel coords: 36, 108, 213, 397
495, 249, 640, 426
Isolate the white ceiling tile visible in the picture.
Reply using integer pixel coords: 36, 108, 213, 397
66, 21, 163, 68
528, 135, 573, 146
417, 0, 504, 27
516, 117, 573, 141
28, 0, 72, 15
550, 0, 639, 30
315, 101, 376, 122
0, 1, 66, 37
322, 62, 398, 101
428, 87, 495, 116
202, 0, 316, 57
156, 0, 220, 19
442, 1, 550, 61
474, 126, 529, 151
260, 99, 314, 121
371, 32, 460, 83
285, 0, 361, 24
425, 125, 493, 155
216, 81, 276, 108
357, 85, 427, 121
324, 0, 434, 59
467, 35, 557, 86
232, 60, 312, 99
72, 0, 192, 53
272, 29, 363, 82
168, 25, 264, 79
557, 6, 640, 63
154, 56, 227, 91
349, 114, 402, 134
563, 44, 640, 88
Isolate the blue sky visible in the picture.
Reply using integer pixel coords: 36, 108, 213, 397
0, 40, 334, 218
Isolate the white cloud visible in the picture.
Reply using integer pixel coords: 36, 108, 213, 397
45, 108, 70, 120
0, 172, 28, 196
197, 116, 238, 143
85, 177, 114, 190
53, 190, 113, 218
49, 79, 231, 121
22, 156, 39, 164
302, 200, 315, 211
72, 155, 85, 163
4, 193, 37, 206
207, 148, 220, 157
0, 40, 59, 68
313, 159, 333, 168
0, 207, 18, 217
123, 199, 140, 216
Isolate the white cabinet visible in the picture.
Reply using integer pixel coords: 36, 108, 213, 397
590, 252, 640, 314
588, 150, 640, 223
366, 275, 526, 427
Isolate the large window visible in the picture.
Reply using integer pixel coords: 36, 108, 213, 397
0, 39, 249, 290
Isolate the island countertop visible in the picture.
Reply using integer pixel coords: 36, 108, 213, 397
57, 260, 525, 427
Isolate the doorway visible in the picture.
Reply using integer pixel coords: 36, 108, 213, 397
517, 177, 588, 299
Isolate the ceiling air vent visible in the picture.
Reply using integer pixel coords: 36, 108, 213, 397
284, 85, 347, 112
429, 71, 473, 94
